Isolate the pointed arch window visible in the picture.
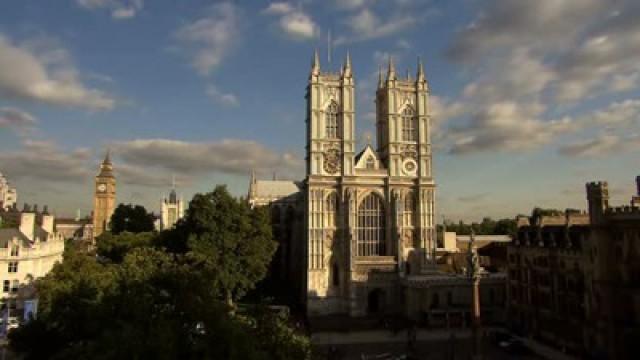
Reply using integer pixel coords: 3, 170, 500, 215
401, 106, 417, 142
326, 192, 338, 229
326, 102, 340, 139
403, 192, 416, 227
357, 193, 386, 256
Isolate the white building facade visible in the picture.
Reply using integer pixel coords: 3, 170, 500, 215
0, 173, 17, 210
0, 212, 65, 311
304, 53, 436, 316
160, 188, 184, 231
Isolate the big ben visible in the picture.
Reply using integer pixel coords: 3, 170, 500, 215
93, 151, 116, 239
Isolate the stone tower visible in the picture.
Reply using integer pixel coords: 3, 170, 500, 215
376, 57, 437, 268
160, 180, 184, 230
93, 151, 116, 239
304, 53, 437, 317
586, 181, 609, 225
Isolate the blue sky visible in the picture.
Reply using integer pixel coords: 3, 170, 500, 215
0, 0, 638, 221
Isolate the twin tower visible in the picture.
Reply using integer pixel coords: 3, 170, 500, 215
303, 51, 436, 316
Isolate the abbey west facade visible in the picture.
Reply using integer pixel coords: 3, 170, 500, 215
249, 52, 437, 317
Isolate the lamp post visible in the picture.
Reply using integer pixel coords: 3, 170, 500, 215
467, 230, 482, 359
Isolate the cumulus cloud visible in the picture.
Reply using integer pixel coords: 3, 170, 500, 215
0, 34, 116, 110
578, 98, 640, 127
447, 102, 574, 155
0, 107, 37, 133
553, 3, 640, 101
76, 0, 144, 20
447, 0, 606, 61
448, 0, 640, 103
174, 2, 239, 76
206, 84, 239, 107
263, 2, 318, 40
113, 138, 303, 179
0, 140, 93, 183
336, 7, 420, 44
559, 133, 640, 157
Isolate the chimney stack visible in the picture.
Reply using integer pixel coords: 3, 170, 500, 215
19, 212, 35, 241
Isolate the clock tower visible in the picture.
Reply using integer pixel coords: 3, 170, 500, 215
93, 151, 116, 239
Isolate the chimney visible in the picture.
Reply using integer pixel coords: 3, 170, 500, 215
41, 214, 54, 235
19, 212, 35, 241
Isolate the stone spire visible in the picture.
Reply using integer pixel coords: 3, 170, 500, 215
386, 55, 396, 81
342, 51, 352, 77
248, 169, 257, 199
377, 66, 384, 89
103, 149, 112, 165
98, 149, 114, 178
417, 56, 425, 82
311, 49, 320, 76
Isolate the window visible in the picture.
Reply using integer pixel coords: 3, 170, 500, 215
11, 280, 18, 293
10, 245, 19, 257
401, 106, 417, 142
357, 193, 386, 256
366, 156, 375, 169
8, 262, 18, 273
3, 280, 9, 293
403, 192, 416, 227
325, 101, 340, 139
326, 192, 338, 229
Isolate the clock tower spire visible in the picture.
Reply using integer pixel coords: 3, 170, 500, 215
93, 150, 116, 241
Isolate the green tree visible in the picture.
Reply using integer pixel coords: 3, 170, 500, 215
96, 231, 155, 263
10, 185, 305, 360
109, 204, 155, 235
178, 186, 277, 304
0, 215, 18, 229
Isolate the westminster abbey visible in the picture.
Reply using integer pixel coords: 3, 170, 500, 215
249, 52, 438, 317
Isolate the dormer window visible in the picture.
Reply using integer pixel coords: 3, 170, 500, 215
10, 245, 19, 257
366, 156, 375, 169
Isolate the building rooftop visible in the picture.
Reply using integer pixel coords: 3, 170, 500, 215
253, 180, 300, 199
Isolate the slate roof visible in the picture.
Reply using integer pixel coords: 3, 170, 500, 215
254, 180, 300, 199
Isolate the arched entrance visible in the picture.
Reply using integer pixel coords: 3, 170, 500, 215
367, 288, 385, 314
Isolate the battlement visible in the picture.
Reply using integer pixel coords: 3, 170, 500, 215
605, 205, 640, 215
586, 181, 609, 195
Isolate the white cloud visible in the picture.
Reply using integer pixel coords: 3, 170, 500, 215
174, 2, 239, 76
0, 107, 37, 133
206, 84, 239, 107
263, 2, 318, 40
264, 2, 294, 15
113, 138, 303, 179
0, 139, 93, 182
76, 0, 143, 20
446, 102, 575, 155
336, 8, 419, 44
0, 34, 116, 110
447, 0, 606, 61
559, 133, 640, 157
580, 98, 640, 126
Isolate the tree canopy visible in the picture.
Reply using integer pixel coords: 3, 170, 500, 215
109, 203, 156, 235
9, 186, 307, 360
439, 217, 517, 236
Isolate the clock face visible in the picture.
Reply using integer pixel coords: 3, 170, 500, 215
402, 159, 418, 176
97, 183, 107, 192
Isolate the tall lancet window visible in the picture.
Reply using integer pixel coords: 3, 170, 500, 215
403, 192, 416, 245
326, 192, 338, 229
326, 101, 340, 139
357, 193, 386, 256
401, 106, 417, 142
403, 192, 416, 227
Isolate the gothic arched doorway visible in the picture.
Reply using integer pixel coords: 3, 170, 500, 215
367, 288, 385, 314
